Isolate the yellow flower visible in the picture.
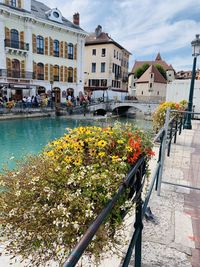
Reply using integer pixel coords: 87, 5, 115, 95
126, 146, 133, 152
64, 156, 72, 164
74, 158, 82, 166
97, 140, 107, 148
112, 155, 119, 162
117, 140, 124, 144
98, 152, 106, 158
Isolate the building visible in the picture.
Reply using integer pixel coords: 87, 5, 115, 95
84, 25, 131, 101
0, 0, 87, 104
166, 79, 200, 113
136, 65, 167, 102
128, 53, 175, 98
176, 69, 200, 80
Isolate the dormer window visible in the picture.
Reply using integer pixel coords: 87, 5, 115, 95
46, 8, 63, 24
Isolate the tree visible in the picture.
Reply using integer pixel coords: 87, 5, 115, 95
135, 63, 150, 78
155, 64, 167, 79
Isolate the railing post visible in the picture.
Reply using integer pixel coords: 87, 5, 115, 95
155, 130, 164, 191
174, 120, 178, 144
134, 170, 143, 267
167, 123, 173, 157
157, 108, 170, 196
179, 116, 182, 135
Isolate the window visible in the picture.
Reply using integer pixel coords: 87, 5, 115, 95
10, 0, 17, 7
141, 91, 143, 95
54, 40, 59, 57
12, 59, 20, 78
92, 49, 96, 55
157, 91, 159, 95
150, 83, 152, 88
114, 50, 116, 58
101, 62, 105, 73
150, 73, 153, 78
37, 63, 44, 80
101, 48, 106, 57
101, 79, 107, 87
68, 43, 74, 59
10, 29, 19, 48
37, 36, 44, 54
53, 65, 59, 81
92, 63, 96, 73
53, 11, 59, 18
117, 51, 118, 59
68, 67, 73, 83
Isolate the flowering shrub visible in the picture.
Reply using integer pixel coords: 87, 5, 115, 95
5, 100, 15, 109
0, 123, 154, 266
152, 100, 187, 131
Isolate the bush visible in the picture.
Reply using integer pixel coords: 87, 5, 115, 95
152, 100, 187, 130
0, 123, 154, 266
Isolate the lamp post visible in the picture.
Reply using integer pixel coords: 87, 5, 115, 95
184, 34, 200, 129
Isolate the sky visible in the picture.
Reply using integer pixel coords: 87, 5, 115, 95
42, 0, 200, 72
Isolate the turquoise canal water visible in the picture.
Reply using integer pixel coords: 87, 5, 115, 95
0, 117, 152, 170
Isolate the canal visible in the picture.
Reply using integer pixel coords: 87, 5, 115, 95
0, 116, 152, 170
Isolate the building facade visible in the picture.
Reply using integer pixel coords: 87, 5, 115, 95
0, 0, 87, 103
128, 53, 175, 98
84, 25, 131, 101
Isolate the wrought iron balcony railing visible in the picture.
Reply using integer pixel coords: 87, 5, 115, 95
53, 75, 59, 81
0, 69, 33, 79
4, 39, 29, 51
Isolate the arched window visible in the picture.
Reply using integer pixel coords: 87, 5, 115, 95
11, 29, 19, 48
37, 63, 44, 80
68, 67, 73, 83
12, 59, 20, 78
53, 65, 59, 81
53, 40, 59, 57
37, 36, 44, 54
10, 0, 17, 7
68, 43, 73, 59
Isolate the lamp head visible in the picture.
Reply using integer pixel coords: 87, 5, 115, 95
191, 34, 200, 57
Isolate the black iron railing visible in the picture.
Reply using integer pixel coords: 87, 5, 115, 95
4, 39, 29, 51
0, 69, 33, 79
53, 75, 59, 81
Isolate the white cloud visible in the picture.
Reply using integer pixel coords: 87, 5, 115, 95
42, 0, 200, 70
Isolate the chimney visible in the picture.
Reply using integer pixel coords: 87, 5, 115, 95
95, 25, 102, 38
73, 13, 80, 26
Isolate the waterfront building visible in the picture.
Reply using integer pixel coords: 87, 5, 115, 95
0, 0, 87, 104
176, 69, 200, 80
84, 25, 131, 101
128, 53, 175, 99
135, 65, 167, 102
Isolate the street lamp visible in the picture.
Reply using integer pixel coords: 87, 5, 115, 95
184, 34, 200, 129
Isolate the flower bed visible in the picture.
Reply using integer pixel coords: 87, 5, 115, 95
0, 123, 154, 266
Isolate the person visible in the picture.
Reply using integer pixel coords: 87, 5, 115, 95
76, 96, 80, 105
27, 96, 32, 108
3, 95, 8, 102
22, 96, 27, 109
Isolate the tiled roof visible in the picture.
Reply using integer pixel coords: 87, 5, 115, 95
137, 65, 167, 84
85, 29, 131, 54
131, 53, 174, 73
31, 0, 83, 30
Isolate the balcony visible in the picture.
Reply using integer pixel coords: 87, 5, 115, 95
0, 69, 33, 79
37, 74, 44, 80
5, 39, 29, 54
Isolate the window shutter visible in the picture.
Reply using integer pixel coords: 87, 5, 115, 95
50, 64, 53, 81
32, 34, 36, 53
45, 37, 48, 55
5, 0, 9, 5
74, 67, 77, 83
60, 41, 64, 58
20, 31, 24, 49
74, 44, 77, 60
6, 57, 11, 70
50, 37, 53, 56
5, 27, 10, 40
18, 0, 22, 8
64, 42, 68, 58
33, 61, 37, 79
60, 66, 64, 82
21, 60, 25, 78
45, 64, 49, 80
64, 67, 68, 82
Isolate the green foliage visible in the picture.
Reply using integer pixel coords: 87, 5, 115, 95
135, 63, 150, 78
155, 64, 167, 79
0, 123, 154, 266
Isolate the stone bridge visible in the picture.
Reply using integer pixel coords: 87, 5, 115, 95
88, 101, 159, 116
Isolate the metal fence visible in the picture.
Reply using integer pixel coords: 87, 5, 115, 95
157, 109, 200, 192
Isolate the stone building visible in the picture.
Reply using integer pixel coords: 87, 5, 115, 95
84, 25, 131, 101
0, 0, 87, 103
128, 53, 175, 98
